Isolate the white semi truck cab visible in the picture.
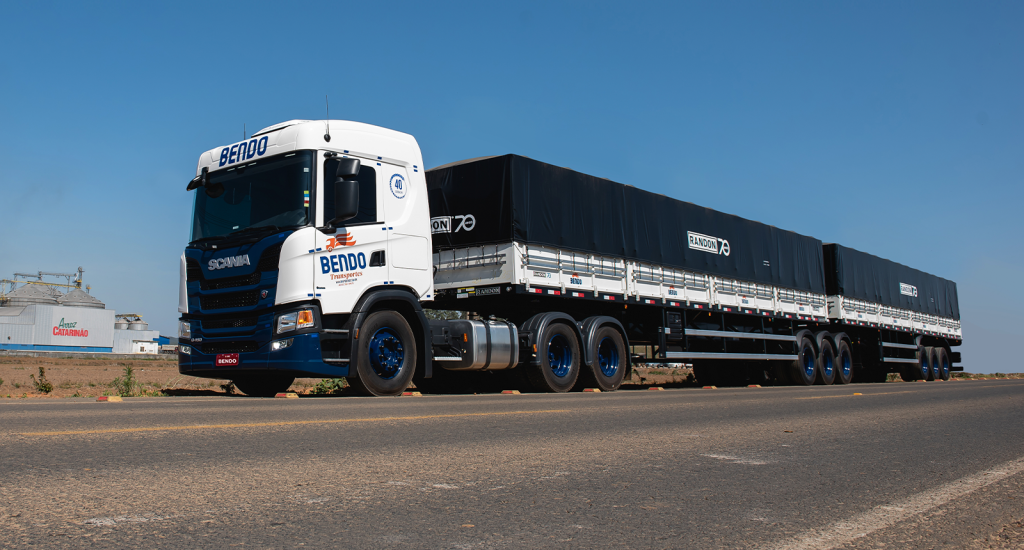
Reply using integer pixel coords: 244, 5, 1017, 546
179, 119, 962, 396
178, 120, 448, 396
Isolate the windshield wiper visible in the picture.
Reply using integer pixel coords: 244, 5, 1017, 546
228, 224, 280, 236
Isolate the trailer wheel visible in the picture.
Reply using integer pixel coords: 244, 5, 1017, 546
576, 327, 626, 391
834, 340, 854, 384
934, 348, 951, 381
924, 346, 939, 381
349, 311, 417, 396
902, 347, 930, 381
816, 339, 837, 385
233, 374, 295, 397
526, 323, 580, 392
789, 336, 817, 386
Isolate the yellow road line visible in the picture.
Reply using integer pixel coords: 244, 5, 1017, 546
795, 391, 915, 400
17, 409, 568, 437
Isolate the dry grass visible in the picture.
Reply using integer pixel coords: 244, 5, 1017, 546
0, 356, 328, 398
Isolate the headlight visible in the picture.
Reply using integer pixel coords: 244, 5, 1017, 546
179, 320, 192, 338
276, 312, 297, 334
180, 345, 191, 355
276, 309, 315, 334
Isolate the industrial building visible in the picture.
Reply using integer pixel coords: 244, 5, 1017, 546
0, 270, 161, 353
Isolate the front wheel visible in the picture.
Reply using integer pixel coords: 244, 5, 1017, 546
349, 311, 417, 396
576, 327, 626, 391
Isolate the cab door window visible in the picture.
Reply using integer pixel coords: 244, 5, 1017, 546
323, 160, 378, 224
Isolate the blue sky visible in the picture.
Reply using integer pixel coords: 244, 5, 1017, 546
1, 1, 1020, 372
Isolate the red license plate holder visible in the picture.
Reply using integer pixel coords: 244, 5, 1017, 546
216, 353, 240, 366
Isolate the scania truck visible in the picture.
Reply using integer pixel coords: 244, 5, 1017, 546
178, 120, 962, 396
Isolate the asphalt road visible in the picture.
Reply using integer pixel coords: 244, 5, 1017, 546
2, 380, 1023, 549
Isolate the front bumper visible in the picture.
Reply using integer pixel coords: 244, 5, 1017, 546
179, 315, 349, 379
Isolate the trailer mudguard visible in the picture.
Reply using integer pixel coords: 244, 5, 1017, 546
348, 287, 432, 379
578, 316, 630, 371
519, 312, 585, 368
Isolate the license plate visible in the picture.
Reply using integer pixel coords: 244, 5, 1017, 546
216, 353, 240, 366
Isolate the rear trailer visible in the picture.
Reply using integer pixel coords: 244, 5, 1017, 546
427, 155, 840, 388
823, 244, 962, 382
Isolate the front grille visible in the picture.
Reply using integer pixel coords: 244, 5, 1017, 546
257, 243, 282, 271
202, 316, 259, 330
200, 271, 261, 291
185, 258, 201, 282
198, 341, 259, 354
200, 290, 260, 310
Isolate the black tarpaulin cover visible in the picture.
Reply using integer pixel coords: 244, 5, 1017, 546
427, 154, 826, 294
823, 244, 960, 319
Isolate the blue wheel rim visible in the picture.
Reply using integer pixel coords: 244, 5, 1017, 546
822, 350, 834, 378
840, 349, 852, 379
940, 354, 949, 377
597, 336, 619, 378
547, 334, 573, 378
801, 345, 815, 379
920, 353, 930, 379
368, 327, 404, 380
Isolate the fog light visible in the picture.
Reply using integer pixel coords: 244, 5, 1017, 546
271, 338, 294, 351
180, 345, 191, 355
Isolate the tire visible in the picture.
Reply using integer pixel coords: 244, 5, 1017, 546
923, 346, 936, 381
789, 336, 817, 386
576, 326, 626, 391
834, 339, 854, 384
902, 346, 930, 381
233, 374, 295, 397
934, 347, 951, 381
816, 339, 837, 385
348, 311, 417, 396
526, 323, 580, 392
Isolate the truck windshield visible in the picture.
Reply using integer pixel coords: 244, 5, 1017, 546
190, 150, 314, 242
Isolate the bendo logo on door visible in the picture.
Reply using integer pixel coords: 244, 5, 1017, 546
326, 233, 356, 251
390, 174, 407, 199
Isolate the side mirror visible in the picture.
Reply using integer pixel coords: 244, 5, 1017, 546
335, 158, 360, 179
331, 180, 359, 223
186, 167, 209, 191
328, 158, 361, 225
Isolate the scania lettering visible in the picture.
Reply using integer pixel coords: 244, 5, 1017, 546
208, 255, 251, 270
179, 120, 963, 397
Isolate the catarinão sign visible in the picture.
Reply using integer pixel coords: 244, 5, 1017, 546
53, 318, 88, 337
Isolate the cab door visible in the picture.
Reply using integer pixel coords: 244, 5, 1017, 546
313, 154, 388, 314
380, 162, 431, 297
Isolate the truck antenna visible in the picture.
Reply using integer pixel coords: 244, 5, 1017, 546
324, 94, 331, 142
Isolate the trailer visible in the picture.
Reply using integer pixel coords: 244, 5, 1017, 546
177, 120, 962, 396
